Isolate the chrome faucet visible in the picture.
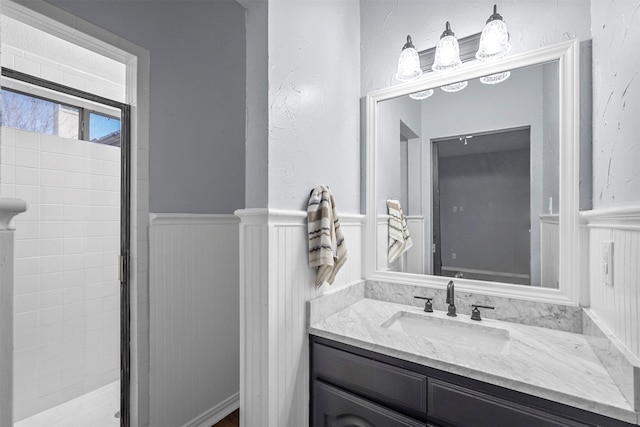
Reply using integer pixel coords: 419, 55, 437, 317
446, 281, 457, 317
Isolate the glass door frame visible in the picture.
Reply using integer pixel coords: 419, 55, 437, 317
1, 67, 132, 427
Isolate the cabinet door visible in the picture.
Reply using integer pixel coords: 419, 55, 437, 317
428, 378, 591, 427
313, 380, 425, 427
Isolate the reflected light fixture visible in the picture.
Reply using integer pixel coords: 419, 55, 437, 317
476, 4, 511, 62
409, 88, 434, 100
432, 22, 462, 72
441, 81, 468, 93
480, 71, 511, 84
395, 35, 423, 82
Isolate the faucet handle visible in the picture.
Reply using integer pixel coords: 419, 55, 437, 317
414, 296, 433, 312
470, 304, 495, 321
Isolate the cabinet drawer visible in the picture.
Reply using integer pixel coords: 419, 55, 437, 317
313, 342, 428, 417
428, 378, 591, 427
313, 380, 426, 427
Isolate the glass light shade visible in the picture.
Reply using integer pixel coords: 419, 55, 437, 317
409, 89, 434, 100
396, 47, 423, 82
480, 71, 511, 84
441, 81, 468, 93
476, 19, 511, 61
432, 35, 462, 72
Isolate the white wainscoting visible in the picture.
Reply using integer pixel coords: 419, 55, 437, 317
582, 206, 640, 359
149, 214, 240, 427
540, 215, 560, 288
405, 216, 424, 274
236, 209, 364, 427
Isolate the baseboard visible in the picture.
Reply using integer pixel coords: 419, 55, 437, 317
181, 392, 239, 427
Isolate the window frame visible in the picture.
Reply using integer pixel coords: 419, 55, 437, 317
1, 72, 122, 145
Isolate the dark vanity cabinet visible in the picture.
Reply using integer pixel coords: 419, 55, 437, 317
310, 336, 636, 427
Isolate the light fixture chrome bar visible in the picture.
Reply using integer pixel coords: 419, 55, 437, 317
418, 32, 481, 72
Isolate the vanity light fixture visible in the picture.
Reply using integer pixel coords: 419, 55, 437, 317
432, 22, 468, 92
395, 35, 423, 82
476, 4, 512, 84
431, 21, 467, 92
409, 88, 434, 100
432, 22, 462, 72
476, 4, 511, 62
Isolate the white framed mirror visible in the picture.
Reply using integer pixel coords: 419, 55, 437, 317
365, 39, 581, 305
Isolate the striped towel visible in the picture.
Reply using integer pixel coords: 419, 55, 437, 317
387, 199, 413, 263
308, 185, 347, 287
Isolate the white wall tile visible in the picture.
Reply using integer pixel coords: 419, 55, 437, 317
15, 185, 40, 204
14, 347, 38, 368
1, 162, 15, 187
39, 291, 63, 309
40, 65, 64, 85
15, 149, 40, 168
40, 205, 63, 222
63, 302, 83, 321
63, 287, 84, 306
62, 73, 86, 91
15, 257, 39, 277
62, 172, 87, 190
39, 222, 62, 239
39, 273, 63, 292
15, 239, 39, 258
39, 137, 64, 154
14, 312, 38, 332
15, 275, 39, 296
15, 223, 40, 240
40, 187, 63, 205
40, 256, 63, 274
1, 51, 16, 69
63, 254, 85, 271
14, 329, 38, 350
38, 307, 63, 327
15, 294, 39, 314
39, 239, 63, 257
63, 155, 85, 174
38, 324, 62, 344
40, 170, 63, 188
15, 168, 40, 186
14, 132, 40, 150
40, 152, 63, 170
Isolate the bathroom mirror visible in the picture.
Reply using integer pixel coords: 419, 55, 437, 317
365, 40, 581, 304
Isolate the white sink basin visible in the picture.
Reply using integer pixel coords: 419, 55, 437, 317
381, 311, 511, 355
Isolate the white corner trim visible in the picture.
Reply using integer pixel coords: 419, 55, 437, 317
149, 213, 240, 226
180, 392, 239, 427
0, 198, 27, 230
580, 205, 640, 231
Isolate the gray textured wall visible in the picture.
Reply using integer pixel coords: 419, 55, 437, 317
47, 0, 246, 214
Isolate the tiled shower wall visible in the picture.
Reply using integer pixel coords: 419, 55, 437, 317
1, 127, 121, 420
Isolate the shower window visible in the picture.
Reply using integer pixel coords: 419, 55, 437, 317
87, 112, 121, 146
1, 88, 121, 146
0, 89, 80, 139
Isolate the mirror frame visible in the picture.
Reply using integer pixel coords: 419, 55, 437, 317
365, 39, 581, 305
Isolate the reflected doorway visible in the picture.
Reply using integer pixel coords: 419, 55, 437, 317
432, 127, 531, 285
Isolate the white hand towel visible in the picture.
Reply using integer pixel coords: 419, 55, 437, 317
308, 185, 347, 287
387, 199, 413, 263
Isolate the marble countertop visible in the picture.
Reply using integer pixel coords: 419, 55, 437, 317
309, 297, 639, 425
